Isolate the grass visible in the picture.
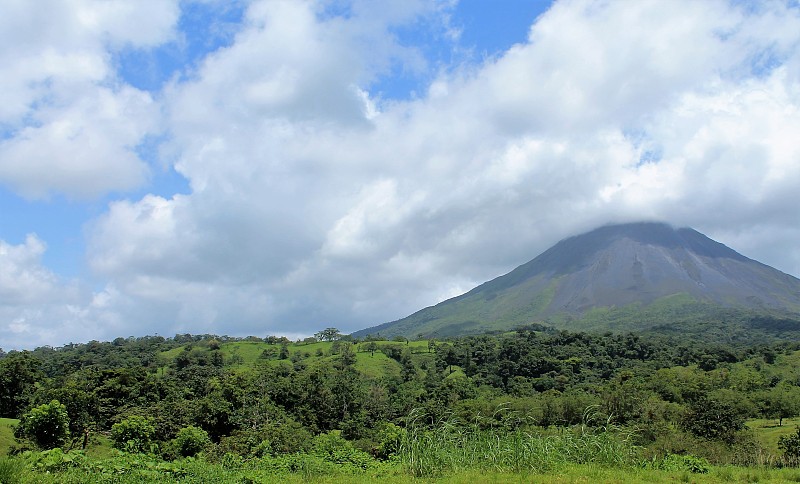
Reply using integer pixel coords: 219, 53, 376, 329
353, 351, 402, 379
747, 417, 800, 456
0, 418, 19, 455
10, 457, 800, 483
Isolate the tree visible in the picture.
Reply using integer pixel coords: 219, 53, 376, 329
279, 342, 290, 360
315, 328, 342, 342
15, 400, 70, 449
364, 341, 378, 357
0, 351, 43, 418
761, 384, 800, 426
682, 395, 746, 443
170, 425, 211, 458
111, 415, 156, 453
339, 344, 356, 368
779, 427, 800, 466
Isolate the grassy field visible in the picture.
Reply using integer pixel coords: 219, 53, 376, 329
6, 461, 800, 483
748, 417, 800, 456
155, 338, 437, 378
0, 418, 19, 455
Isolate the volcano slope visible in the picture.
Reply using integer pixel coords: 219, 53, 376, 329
356, 222, 800, 342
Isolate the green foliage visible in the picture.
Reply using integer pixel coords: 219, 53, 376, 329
399, 410, 641, 478
0, 456, 26, 484
779, 427, 800, 466
111, 416, 156, 453
170, 425, 211, 458
311, 431, 376, 470
14, 400, 70, 450
11, 329, 800, 481
315, 328, 341, 342
681, 396, 747, 443
0, 352, 43, 418
650, 453, 710, 474
19, 448, 86, 473
374, 422, 407, 460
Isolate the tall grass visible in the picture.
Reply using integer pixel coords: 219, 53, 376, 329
0, 456, 26, 484
399, 408, 641, 477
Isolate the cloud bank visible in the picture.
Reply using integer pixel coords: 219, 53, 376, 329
2, 0, 800, 348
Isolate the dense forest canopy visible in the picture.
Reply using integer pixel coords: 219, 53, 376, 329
3, 327, 800, 481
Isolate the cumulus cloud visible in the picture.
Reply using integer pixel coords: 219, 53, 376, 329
0, 0, 178, 199
0, 235, 85, 348
4, 0, 800, 347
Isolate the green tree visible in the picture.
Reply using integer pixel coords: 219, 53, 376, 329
170, 425, 211, 458
0, 351, 43, 418
779, 427, 800, 466
682, 395, 746, 443
315, 328, 341, 342
365, 341, 378, 356
15, 400, 70, 449
338, 343, 357, 368
761, 384, 800, 426
111, 415, 156, 453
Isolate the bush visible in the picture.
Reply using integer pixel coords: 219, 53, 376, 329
14, 400, 70, 450
170, 426, 211, 458
779, 427, 800, 466
20, 448, 86, 473
681, 397, 745, 443
374, 422, 407, 460
311, 431, 376, 470
651, 453, 710, 474
111, 416, 156, 453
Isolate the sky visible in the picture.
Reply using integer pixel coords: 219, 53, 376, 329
1, 0, 800, 350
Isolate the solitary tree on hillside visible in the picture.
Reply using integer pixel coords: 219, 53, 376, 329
315, 328, 342, 342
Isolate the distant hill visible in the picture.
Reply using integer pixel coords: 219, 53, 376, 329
355, 222, 800, 341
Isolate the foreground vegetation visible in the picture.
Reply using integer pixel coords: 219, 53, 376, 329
3, 326, 800, 481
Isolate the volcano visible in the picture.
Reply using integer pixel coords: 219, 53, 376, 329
355, 222, 800, 339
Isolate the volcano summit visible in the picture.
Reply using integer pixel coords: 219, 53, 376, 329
356, 222, 800, 340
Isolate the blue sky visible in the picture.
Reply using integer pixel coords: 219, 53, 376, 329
1, 0, 799, 349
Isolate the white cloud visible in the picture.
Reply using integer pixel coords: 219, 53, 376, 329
4, 0, 800, 347
0, 236, 87, 348
0, 0, 179, 199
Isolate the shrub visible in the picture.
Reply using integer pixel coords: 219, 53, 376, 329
311, 431, 376, 470
779, 427, 800, 466
171, 426, 211, 458
651, 453, 710, 474
14, 400, 70, 450
111, 416, 156, 453
20, 448, 86, 473
681, 397, 745, 443
374, 422, 407, 460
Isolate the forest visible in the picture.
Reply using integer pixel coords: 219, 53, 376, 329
3, 326, 800, 482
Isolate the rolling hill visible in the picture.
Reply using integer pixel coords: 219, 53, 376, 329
355, 222, 800, 340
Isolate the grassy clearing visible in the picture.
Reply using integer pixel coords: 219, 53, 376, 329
748, 417, 800, 456
353, 351, 401, 379
0, 418, 19, 455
